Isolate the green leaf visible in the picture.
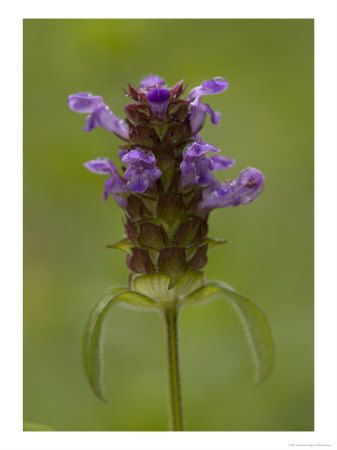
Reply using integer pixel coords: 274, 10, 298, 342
82, 288, 156, 401
105, 238, 134, 255
202, 237, 229, 248
23, 421, 54, 431
183, 281, 274, 383
131, 271, 204, 304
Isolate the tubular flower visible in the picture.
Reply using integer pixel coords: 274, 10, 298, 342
84, 158, 128, 206
121, 149, 162, 193
180, 141, 235, 189
68, 92, 129, 140
68, 75, 264, 283
187, 77, 229, 134
197, 167, 265, 213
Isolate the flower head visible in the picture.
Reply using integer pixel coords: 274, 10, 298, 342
121, 149, 162, 193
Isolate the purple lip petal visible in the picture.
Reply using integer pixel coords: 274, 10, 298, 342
140, 75, 165, 88
126, 173, 149, 193
68, 92, 103, 113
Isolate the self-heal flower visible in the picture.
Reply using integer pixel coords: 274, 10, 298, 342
71, 75, 273, 432
180, 141, 235, 189
146, 87, 171, 117
187, 77, 229, 135
140, 74, 165, 88
197, 167, 264, 213
68, 92, 129, 140
84, 158, 128, 206
121, 149, 162, 193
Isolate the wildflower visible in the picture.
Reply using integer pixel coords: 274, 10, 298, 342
83, 158, 128, 205
70, 75, 273, 431
121, 149, 162, 193
68, 92, 129, 139
197, 167, 265, 213
187, 77, 229, 135
180, 141, 235, 188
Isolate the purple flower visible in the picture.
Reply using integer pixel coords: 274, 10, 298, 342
121, 149, 162, 193
68, 92, 129, 140
84, 158, 128, 206
187, 77, 229, 135
180, 141, 235, 189
146, 87, 171, 117
197, 167, 265, 213
140, 75, 165, 88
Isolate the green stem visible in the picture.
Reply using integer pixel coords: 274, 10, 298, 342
164, 305, 184, 431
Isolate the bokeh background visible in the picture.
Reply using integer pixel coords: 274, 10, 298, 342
23, 19, 314, 431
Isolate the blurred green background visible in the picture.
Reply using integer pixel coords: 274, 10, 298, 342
23, 19, 314, 431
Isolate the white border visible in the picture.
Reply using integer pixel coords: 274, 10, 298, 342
1, 1, 337, 449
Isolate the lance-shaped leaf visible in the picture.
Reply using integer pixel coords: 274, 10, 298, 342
82, 287, 157, 401
183, 281, 274, 383
105, 238, 134, 255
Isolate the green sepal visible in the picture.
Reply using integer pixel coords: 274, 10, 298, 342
130, 271, 204, 304
105, 238, 133, 255
202, 237, 229, 248
82, 287, 156, 402
23, 421, 54, 431
183, 281, 274, 383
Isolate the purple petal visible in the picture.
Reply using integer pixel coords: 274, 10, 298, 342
84, 158, 117, 175
119, 149, 129, 160
188, 98, 207, 135
127, 173, 149, 193
197, 167, 265, 213
68, 92, 103, 113
103, 174, 128, 197
95, 105, 130, 140
180, 160, 196, 189
210, 155, 236, 170
147, 88, 171, 116
187, 77, 229, 100
140, 75, 165, 88
188, 98, 222, 134
121, 149, 156, 165
234, 167, 265, 204
186, 141, 220, 157
202, 102, 222, 124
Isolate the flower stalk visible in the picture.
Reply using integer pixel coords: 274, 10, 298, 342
164, 305, 183, 431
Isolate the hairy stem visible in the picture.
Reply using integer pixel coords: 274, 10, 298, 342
164, 305, 184, 431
